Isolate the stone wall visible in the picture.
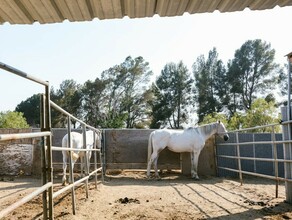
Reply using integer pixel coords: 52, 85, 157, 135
0, 128, 33, 176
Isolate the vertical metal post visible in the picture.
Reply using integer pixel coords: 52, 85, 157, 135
288, 54, 291, 115
284, 52, 292, 203
67, 117, 76, 215
252, 134, 256, 173
93, 131, 98, 189
101, 129, 105, 181
82, 125, 89, 198
236, 132, 243, 185
45, 85, 54, 220
40, 94, 48, 220
271, 125, 279, 198
214, 138, 219, 177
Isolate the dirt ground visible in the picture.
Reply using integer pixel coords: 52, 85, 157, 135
1, 170, 292, 220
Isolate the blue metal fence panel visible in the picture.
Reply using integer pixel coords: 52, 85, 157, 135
216, 133, 284, 178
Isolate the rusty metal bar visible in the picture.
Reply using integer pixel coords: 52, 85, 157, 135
51, 146, 100, 152
231, 122, 280, 132
53, 167, 102, 199
0, 131, 51, 141
67, 117, 76, 215
217, 155, 292, 163
40, 94, 48, 220
45, 85, 54, 220
93, 131, 98, 189
235, 132, 243, 185
0, 62, 49, 86
218, 166, 292, 183
50, 100, 99, 132
217, 139, 292, 146
82, 125, 89, 199
271, 125, 279, 198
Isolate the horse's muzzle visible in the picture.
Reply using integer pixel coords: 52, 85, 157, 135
224, 135, 229, 141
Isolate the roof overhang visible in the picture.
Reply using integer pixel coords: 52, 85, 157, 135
1, 0, 292, 25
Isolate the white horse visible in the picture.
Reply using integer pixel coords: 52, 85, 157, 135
147, 122, 229, 180
62, 130, 101, 185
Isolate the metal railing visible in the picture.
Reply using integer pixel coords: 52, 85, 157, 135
0, 62, 103, 219
216, 122, 292, 198
0, 62, 53, 219
50, 100, 103, 215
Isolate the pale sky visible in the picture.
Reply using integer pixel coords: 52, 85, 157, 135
0, 6, 291, 112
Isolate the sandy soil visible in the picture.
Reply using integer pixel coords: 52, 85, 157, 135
1, 170, 292, 220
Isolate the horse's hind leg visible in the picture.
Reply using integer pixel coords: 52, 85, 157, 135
147, 152, 160, 178
147, 159, 152, 178
153, 155, 160, 179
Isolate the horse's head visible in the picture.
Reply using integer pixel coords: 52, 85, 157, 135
216, 121, 229, 141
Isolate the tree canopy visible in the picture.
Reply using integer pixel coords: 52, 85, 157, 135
0, 111, 29, 128
12, 40, 286, 130
150, 61, 193, 128
226, 39, 281, 113
15, 94, 40, 127
193, 48, 227, 122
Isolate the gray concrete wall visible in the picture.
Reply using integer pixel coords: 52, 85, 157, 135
104, 129, 216, 176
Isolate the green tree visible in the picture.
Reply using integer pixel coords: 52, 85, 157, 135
228, 112, 244, 131
51, 80, 82, 128
242, 98, 281, 132
193, 48, 227, 122
199, 112, 228, 126
227, 39, 280, 113
100, 56, 153, 128
150, 61, 193, 128
15, 94, 40, 127
81, 78, 106, 127
0, 111, 29, 128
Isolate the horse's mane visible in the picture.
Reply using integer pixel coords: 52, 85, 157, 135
195, 122, 218, 136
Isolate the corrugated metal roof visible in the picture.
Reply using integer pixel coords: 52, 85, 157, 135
0, 0, 292, 25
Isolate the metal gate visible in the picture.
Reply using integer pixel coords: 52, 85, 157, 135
0, 62, 103, 219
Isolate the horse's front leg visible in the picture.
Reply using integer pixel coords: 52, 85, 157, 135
191, 151, 200, 180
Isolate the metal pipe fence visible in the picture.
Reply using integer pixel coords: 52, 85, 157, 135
0, 62, 103, 219
216, 122, 292, 198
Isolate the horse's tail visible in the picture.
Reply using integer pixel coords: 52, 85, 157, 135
147, 131, 154, 163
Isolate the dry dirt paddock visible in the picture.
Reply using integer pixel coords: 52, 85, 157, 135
1, 170, 292, 220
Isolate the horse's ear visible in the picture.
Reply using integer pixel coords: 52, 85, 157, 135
218, 120, 221, 124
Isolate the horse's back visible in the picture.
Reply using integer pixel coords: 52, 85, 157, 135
151, 128, 205, 153
85, 130, 99, 149
150, 129, 182, 149
62, 132, 83, 149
